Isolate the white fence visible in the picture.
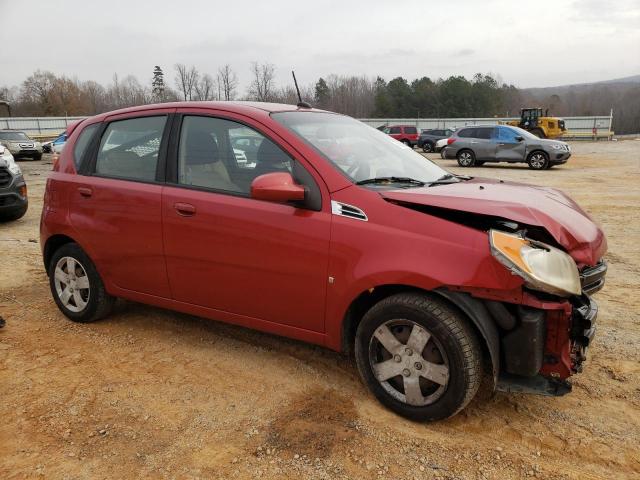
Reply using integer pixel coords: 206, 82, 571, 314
0, 114, 615, 140
360, 115, 614, 139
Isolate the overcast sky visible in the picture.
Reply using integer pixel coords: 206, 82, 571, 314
1, 0, 639, 91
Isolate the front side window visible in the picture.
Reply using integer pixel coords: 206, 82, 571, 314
95, 116, 166, 181
178, 116, 292, 195
272, 112, 448, 185
0, 131, 30, 141
388, 126, 401, 134
497, 126, 520, 143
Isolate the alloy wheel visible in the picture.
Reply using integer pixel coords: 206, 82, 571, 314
458, 151, 473, 166
529, 153, 546, 169
54, 256, 90, 313
368, 319, 449, 406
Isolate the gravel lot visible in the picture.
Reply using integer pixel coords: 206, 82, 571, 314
1, 140, 639, 479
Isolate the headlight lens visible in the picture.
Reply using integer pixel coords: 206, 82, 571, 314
489, 230, 581, 297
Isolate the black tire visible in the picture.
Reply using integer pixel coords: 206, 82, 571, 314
0, 204, 28, 222
440, 147, 448, 159
33, 153, 43, 161
531, 128, 546, 138
354, 292, 483, 421
401, 139, 411, 148
456, 150, 475, 167
527, 151, 549, 170
48, 242, 115, 323
422, 142, 434, 153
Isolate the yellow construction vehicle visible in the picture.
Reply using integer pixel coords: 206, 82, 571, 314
506, 108, 566, 139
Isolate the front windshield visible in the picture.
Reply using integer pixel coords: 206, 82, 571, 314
272, 112, 448, 185
0, 131, 30, 141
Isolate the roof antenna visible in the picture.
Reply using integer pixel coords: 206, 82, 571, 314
292, 70, 311, 108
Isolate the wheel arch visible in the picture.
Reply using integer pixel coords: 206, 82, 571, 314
340, 284, 499, 386
43, 234, 78, 273
527, 149, 549, 161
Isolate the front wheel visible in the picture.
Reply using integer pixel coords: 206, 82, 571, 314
527, 151, 549, 170
355, 293, 483, 421
422, 142, 433, 153
456, 150, 475, 167
48, 243, 115, 322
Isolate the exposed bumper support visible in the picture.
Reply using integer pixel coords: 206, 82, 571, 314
496, 373, 572, 397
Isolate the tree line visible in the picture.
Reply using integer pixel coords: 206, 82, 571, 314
1, 64, 637, 133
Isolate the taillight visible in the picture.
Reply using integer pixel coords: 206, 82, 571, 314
447, 138, 456, 145
52, 154, 60, 171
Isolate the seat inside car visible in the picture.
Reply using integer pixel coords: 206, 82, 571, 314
254, 139, 291, 177
180, 127, 240, 192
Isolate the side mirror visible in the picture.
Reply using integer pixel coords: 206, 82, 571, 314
251, 172, 305, 203
515, 136, 524, 142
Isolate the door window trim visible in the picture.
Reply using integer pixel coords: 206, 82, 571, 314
83, 113, 174, 185
166, 112, 323, 211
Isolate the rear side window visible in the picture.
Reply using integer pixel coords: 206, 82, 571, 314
95, 116, 166, 181
404, 127, 417, 134
73, 123, 99, 170
389, 126, 401, 134
458, 128, 476, 138
476, 128, 495, 140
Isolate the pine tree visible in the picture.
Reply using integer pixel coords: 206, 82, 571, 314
152, 66, 165, 102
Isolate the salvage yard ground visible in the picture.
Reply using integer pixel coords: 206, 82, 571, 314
1, 141, 639, 479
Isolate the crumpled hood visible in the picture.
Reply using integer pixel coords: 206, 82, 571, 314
382, 177, 607, 267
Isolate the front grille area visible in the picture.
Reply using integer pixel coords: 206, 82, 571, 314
0, 167, 11, 188
580, 260, 607, 295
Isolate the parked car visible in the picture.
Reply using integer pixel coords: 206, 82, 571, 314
382, 125, 419, 147
436, 138, 449, 158
0, 144, 28, 221
41, 102, 606, 421
0, 130, 43, 160
444, 125, 571, 169
43, 133, 68, 154
417, 128, 454, 153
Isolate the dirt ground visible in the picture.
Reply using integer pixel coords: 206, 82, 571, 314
1, 140, 639, 480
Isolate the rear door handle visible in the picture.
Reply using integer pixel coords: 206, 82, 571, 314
174, 202, 196, 216
470, 141, 478, 144
78, 187, 93, 197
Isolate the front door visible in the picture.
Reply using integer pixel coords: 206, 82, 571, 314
161, 113, 331, 332
495, 126, 527, 162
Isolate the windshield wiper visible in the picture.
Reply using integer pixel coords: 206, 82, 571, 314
428, 173, 470, 186
356, 176, 426, 186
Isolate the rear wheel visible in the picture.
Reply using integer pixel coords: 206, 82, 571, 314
48, 243, 115, 323
527, 151, 549, 170
401, 139, 411, 147
355, 293, 483, 421
422, 142, 433, 153
456, 150, 475, 167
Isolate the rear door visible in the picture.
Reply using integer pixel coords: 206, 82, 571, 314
471, 127, 496, 160
495, 126, 527, 162
70, 110, 174, 297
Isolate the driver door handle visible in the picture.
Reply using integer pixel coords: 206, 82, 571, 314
77, 187, 93, 197
174, 202, 196, 216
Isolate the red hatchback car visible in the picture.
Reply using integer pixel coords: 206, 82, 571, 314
41, 102, 607, 421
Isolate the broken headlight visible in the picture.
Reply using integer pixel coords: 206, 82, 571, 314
489, 229, 581, 297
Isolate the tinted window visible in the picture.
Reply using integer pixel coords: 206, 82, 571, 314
444, 129, 454, 136
497, 126, 520, 143
476, 128, 495, 140
404, 127, 417, 134
95, 116, 166, 181
389, 127, 401, 134
73, 123, 99, 170
178, 116, 292, 195
457, 128, 476, 138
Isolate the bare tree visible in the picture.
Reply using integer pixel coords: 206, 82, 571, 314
194, 73, 217, 101
247, 62, 276, 102
217, 64, 238, 101
174, 64, 199, 101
